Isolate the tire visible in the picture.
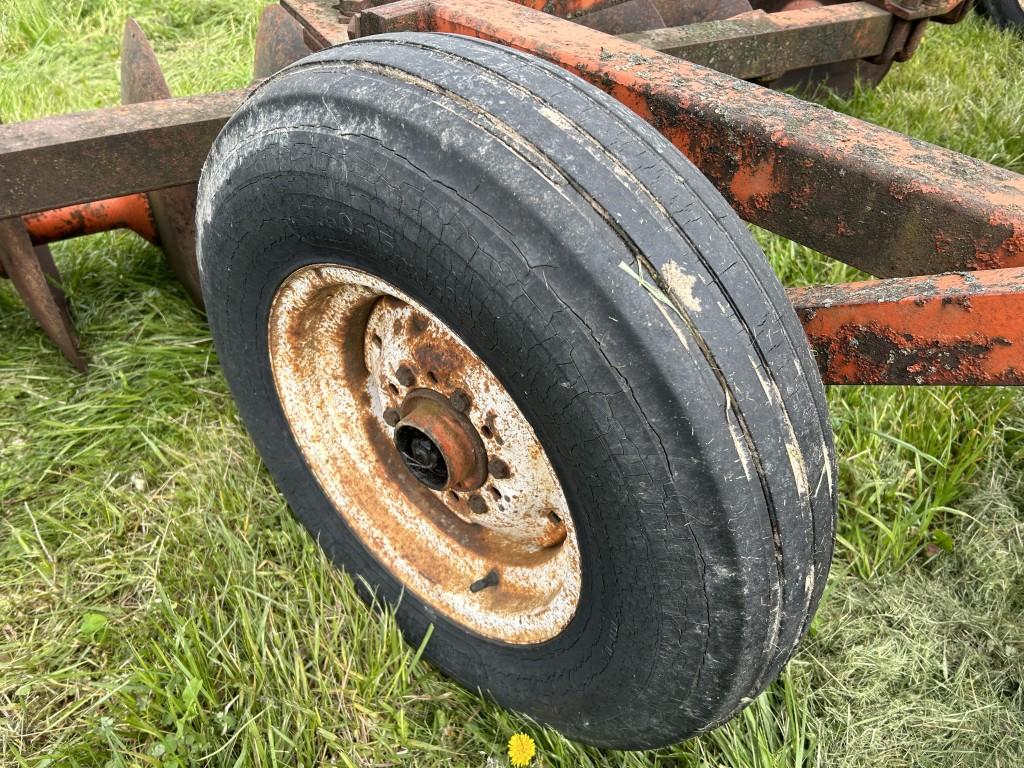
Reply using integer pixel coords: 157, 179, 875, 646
977, 0, 1024, 32
196, 33, 836, 749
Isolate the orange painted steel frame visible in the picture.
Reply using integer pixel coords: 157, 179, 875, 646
23, 194, 157, 247
350, 0, 1024, 386
790, 269, 1024, 385
6, 0, 1024, 385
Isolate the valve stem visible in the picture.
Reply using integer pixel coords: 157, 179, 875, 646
470, 569, 499, 593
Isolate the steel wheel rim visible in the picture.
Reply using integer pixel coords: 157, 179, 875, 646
268, 264, 582, 644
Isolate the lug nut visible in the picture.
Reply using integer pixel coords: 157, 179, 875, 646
449, 389, 472, 413
395, 365, 416, 387
383, 408, 401, 427
468, 494, 488, 514
488, 457, 510, 479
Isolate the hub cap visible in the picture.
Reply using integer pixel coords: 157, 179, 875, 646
268, 265, 581, 643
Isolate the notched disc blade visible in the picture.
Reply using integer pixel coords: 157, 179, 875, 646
0, 218, 86, 371
652, 0, 753, 26
121, 18, 172, 104
253, 4, 316, 80
146, 184, 204, 308
577, 0, 665, 34
120, 18, 204, 308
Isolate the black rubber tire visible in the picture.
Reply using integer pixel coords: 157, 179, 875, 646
196, 33, 836, 749
977, 0, 1024, 33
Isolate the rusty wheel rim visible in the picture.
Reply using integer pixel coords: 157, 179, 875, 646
268, 264, 582, 644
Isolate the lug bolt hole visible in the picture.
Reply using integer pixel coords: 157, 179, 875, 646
447, 490, 460, 504
488, 457, 510, 479
468, 494, 488, 514
388, 383, 399, 396
480, 424, 493, 439
371, 333, 382, 350
427, 370, 439, 385
450, 389, 471, 413
396, 365, 416, 387
488, 486, 502, 501
548, 510, 562, 526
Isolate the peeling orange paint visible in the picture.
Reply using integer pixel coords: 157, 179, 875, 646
730, 161, 777, 215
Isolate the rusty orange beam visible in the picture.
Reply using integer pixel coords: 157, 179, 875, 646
358, 0, 1024, 278
23, 193, 157, 247
282, 0, 351, 47
789, 268, 1024, 385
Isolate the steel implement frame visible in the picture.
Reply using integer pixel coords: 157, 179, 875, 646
0, 89, 246, 220
789, 270, 1024, 385
4, 0, 1024, 385
357, 0, 1024, 279
619, 3, 896, 79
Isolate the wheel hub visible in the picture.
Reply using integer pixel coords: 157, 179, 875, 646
394, 390, 488, 492
267, 264, 581, 643
395, 424, 447, 489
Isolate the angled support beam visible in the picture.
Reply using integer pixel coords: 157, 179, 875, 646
0, 217, 85, 370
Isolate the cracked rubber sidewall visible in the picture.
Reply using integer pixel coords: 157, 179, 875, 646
197, 34, 837, 749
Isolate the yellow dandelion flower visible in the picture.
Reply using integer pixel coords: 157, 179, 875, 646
507, 732, 536, 767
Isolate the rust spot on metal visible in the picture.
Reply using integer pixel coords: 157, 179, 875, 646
409, 311, 428, 335
730, 160, 776, 215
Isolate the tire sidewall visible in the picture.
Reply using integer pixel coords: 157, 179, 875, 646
200, 127, 712, 745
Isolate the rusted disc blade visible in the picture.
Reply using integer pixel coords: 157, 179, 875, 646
0, 217, 86, 371
652, 0, 752, 26
120, 18, 204, 308
121, 18, 172, 103
253, 4, 316, 80
767, 59, 892, 97
576, 0, 665, 34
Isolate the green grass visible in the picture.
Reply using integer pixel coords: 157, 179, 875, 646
1, 2, 1023, 765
